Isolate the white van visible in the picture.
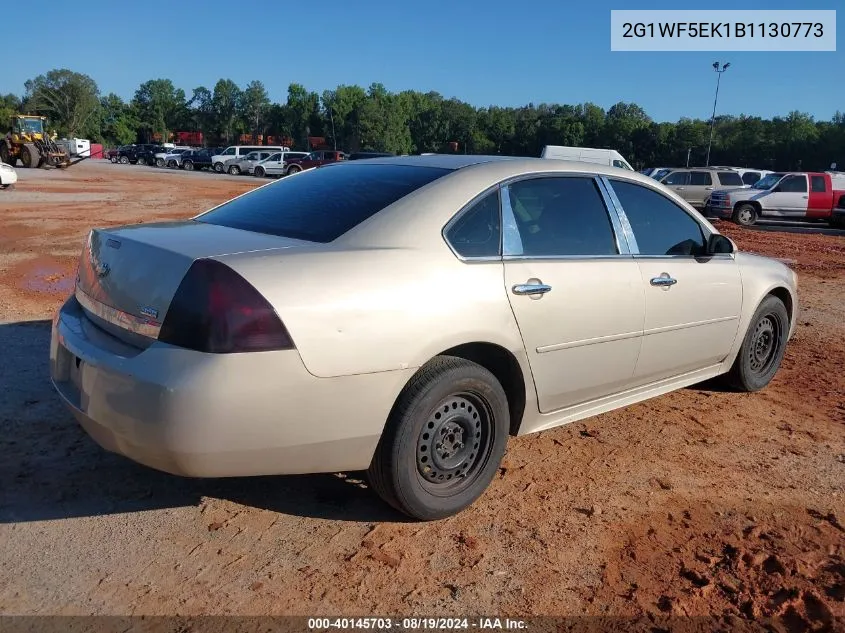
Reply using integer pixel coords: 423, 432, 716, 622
540, 146, 634, 171
212, 145, 289, 173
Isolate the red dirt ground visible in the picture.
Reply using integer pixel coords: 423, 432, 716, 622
0, 163, 842, 628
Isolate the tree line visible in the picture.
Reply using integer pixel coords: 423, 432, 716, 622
2, 68, 843, 171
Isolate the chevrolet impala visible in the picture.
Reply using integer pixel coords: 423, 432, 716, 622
50, 155, 798, 520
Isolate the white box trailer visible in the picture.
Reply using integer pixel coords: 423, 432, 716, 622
60, 138, 91, 157
540, 145, 634, 171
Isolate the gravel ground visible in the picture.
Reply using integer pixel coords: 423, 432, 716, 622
0, 163, 843, 626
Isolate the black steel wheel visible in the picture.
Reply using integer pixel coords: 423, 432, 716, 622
368, 356, 509, 520
725, 295, 789, 392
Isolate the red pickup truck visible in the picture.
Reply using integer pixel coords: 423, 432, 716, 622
283, 150, 346, 176
708, 171, 845, 226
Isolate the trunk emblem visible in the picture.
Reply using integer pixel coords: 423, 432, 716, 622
140, 306, 159, 319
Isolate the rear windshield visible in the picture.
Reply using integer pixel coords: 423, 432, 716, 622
717, 171, 744, 186
196, 163, 451, 243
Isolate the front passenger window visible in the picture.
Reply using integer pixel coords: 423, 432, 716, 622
609, 180, 706, 256
779, 176, 807, 193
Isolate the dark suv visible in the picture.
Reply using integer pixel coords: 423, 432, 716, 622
180, 148, 219, 171
117, 144, 164, 165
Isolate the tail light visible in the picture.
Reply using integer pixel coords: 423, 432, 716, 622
159, 259, 294, 354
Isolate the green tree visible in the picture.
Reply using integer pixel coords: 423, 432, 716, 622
212, 79, 242, 143
241, 80, 271, 138
132, 79, 186, 142
99, 93, 137, 145
23, 69, 100, 137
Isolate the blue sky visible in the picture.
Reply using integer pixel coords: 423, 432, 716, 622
3, 0, 842, 122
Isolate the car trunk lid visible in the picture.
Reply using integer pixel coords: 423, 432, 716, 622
75, 220, 309, 348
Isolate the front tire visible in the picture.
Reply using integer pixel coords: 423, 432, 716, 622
733, 203, 758, 226
228, 165, 240, 175
367, 356, 509, 521
155, 158, 165, 167
213, 162, 224, 173
286, 165, 301, 175
119, 156, 129, 164
725, 295, 789, 392
183, 160, 194, 171
254, 166, 265, 177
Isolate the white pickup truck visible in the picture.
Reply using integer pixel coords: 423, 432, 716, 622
708, 171, 845, 226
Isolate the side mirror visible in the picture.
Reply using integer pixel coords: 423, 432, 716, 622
707, 233, 734, 255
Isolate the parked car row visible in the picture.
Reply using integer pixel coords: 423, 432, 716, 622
107, 143, 384, 179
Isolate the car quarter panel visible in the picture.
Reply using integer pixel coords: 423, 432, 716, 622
218, 248, 528, 379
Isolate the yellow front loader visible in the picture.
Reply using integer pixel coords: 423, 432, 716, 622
0, 115, 71, 168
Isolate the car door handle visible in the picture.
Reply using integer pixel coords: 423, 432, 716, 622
650, 274, 677, 288
675, 187, 685, 190
802, 195, 808, 199
704, 187, 714, 190
512, 283, 552, 296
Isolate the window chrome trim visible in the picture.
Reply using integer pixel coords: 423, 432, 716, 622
441, 184, 504, 262
599, 176, 640, 254
500, 184, 524, 257
595, 177, 631, 255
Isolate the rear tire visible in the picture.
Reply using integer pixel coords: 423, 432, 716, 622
213, 162, 224, 173
725, 295, 789, 392
110, 155, 117, 163
286, 165, 301, 175
254, 166, 265, 177
733, 203, 758, 226
119, 156, 129, 164
228, 165, 240, 175
137, 156, 146, 166
183, 160, 194, 171
367, 356, 509, 521
155, 158, 165, 167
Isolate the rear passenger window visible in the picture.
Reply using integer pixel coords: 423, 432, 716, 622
446, 190, 501, 258
716, 171, 743, 186
690, 172, 713, 186
663, 171, 690, 186
506, 177, 618, 257
609, 180, 706, 257
742, 172, 761, 185
811, 176, 826, 192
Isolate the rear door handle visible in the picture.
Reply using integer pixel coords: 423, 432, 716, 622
704, 187, 714, 190
512, 283, 552, 296
650, 273, 677, 288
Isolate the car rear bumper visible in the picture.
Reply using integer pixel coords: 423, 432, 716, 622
50, 295, 411, 478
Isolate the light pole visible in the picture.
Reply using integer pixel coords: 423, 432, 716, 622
328, 105, 337, 150
705, 61, 730, 167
